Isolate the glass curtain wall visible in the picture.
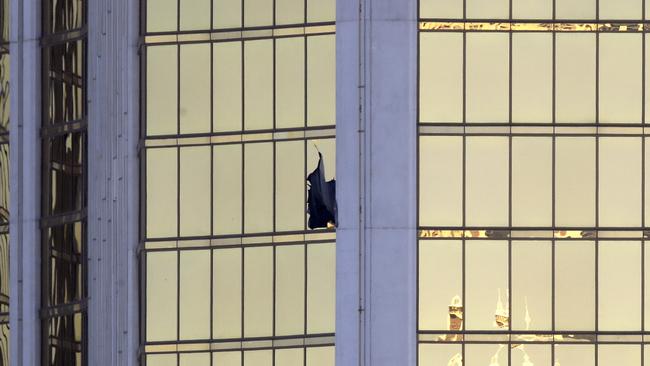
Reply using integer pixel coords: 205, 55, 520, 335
140, 0, 336, 365
418, 0, 650, 365
40, 0, 88, 364
0, 0, 8, 363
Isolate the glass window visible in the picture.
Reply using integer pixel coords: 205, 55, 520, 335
512, 0, 552, 19
466, 0, 508, 19
276, 38, 305, 129
41, 7, 88, 362
419, 240, 463, 331
146, 0, 176, 32
244, 40, 273, 131
466, 137, 509, 226
466, 241, 508, 330
307, 0, 335, 23
420, 0, 462, 19
598, 138, 642, 227
599, 34, 642, 124
213, 144, 243, 235
180, 0, 210, 30
214, 0, 242, 29
419, 33, 463, 123
555, 345, 595, 366
555, 241, 595, 331
466, 33, 509, 123
146, 251, 178, 341
512, 33, 552, 123
143, 1, 335, 362
418, 3, 648, 363
244, 143, 273, 233
146, 148, 178, 238
419, 344, 462, 366
598, 241, 641, 331
179, 146, 211, 236
307, 35, 335, 127
147, 45, 178, 136
466, 344, 508, 366
244, 0, 273, 27
244, 247, 273, 337
276, 245, 305, 336
419, 136, 463, 226
180, 44, 211, 134
599, 0, 641, 19
556, 0, 596, 19
276, 141, 306, 231
556, 34, 596, 124
276, 0, 304, 25
307, 244, 335, 334
555, 137, 596, 227
179, 250, 211, 340
512, 137, 552, 227
213, 41, 242, 133
512, 241, 552, 331
213, 248, 242, 339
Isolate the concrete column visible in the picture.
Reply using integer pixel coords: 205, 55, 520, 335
336, 0, 418, 365
86, 0, 140, 364
9, 0, 41, 365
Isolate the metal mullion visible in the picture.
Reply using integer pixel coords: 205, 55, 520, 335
210, 144, 215, 348
595, 13, 601, 359
176, 145, 181, 349
640, 28, 647, 354
507, 18, 513, 348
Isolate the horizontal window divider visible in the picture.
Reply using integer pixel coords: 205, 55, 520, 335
40, 209, 87, 228
40, 300, 87, 319
41, 26, 88, 47
142, 24, 336, 46
142, 334, 335, 354
419, 21, 650, 33
41, 118, 88, 138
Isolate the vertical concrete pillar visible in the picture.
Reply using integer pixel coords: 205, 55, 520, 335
336, 0, 418, 364
9, 0, 41, 365
86, 0, 140, 364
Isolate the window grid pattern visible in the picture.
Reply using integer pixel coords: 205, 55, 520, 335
418, 0, 650, 365
0, 0, 9, 363
40, 0, 88, 365
140, 0, 336, 365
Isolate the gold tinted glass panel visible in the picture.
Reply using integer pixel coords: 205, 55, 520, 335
147, 45, 178, 136
466, 241, 508, 330
142, 1, 335, 361
512, 241, 552, 331
214, 0, 242, 29
180, 44, 211, 134
213, 41, 242, 133
556, 34, 596, 124
599, 34, 642, 124
179, 0, 210, 31
512, 137, 552, 227
418, 2, 650, 362
555, 137, 596, 227
419, 136, 463, 226
466, 33, 509, 123
555, 241, 595, 331
598, 138, 641, 227
512, 33, 552, 123
598, 241, 641, 331
466, 0, 508, 19
418, 240, 463, 331
465, 137, 509, 226
513, 0, 552, 19
419, 33, 463, 123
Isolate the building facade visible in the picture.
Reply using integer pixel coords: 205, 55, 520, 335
5, 0, 650, 365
